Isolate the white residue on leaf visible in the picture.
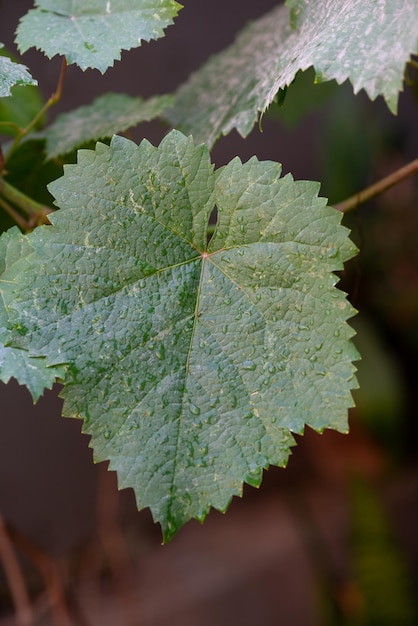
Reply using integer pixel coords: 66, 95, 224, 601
128, 189, 144, 213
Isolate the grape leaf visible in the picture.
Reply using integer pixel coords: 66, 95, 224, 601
45, 92, 174, 158
0, 228, 65, 400
2, 131, 358, 539
0, 47, 44, 135
16, 0, 182, 73
167, 1, 418, 147
0, 44, 36, 97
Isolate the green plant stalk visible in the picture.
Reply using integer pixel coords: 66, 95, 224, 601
5, 58, 67, 163
0, 196, 29, 230
0, 179, 51, 221
335, 158, 418, 213
0, 121, 20, 134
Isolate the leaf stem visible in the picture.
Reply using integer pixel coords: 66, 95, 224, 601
0, 179, 52, 225
0, 197, 29, 230
5, 58, 67, 162
335, 158, 418, 213
0, 121, 21, 134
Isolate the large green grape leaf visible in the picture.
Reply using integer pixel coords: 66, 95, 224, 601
16, 0, 182, 73
0, 228, 65, 400
2, 131, 358, 539
0, 45, 36, 97
44, 92, 174, 158
167, 1, 418, 147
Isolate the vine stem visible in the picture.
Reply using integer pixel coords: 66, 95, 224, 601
0, 179, 52, 226
0, 197, 30, 230
335, 158, 418, 213
5, 57, 67, 163
0, 121, 21, 133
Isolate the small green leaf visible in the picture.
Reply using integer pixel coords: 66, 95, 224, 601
3, 131, 358, 539
0, 44, 36, 97
0, 228, 65, 400
168, 1, 418, 146
0, 48, 44, 134
45, 92, 174, 158
16, 0, 183, 73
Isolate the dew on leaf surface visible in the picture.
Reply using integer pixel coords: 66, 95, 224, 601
242, 360, 256, 371
189, 403, 200, 416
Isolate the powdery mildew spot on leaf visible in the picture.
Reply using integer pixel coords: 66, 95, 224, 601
168, 0, 418, 146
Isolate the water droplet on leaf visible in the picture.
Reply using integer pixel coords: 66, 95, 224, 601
242, 360, 256, 371
189, 403, 200, 416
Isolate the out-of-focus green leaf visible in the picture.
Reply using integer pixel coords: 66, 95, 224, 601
267, 68, 339, 128
349, 478, 418, 625
45, 92, 173, 158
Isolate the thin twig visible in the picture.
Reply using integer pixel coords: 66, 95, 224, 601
335, 158, 418, 213
7, 524, 72, 626
0, 514, 33, 626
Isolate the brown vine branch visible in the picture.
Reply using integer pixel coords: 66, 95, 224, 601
0, 514, 33, 626
7, 523, 72, 626
335, 158, 418, 213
